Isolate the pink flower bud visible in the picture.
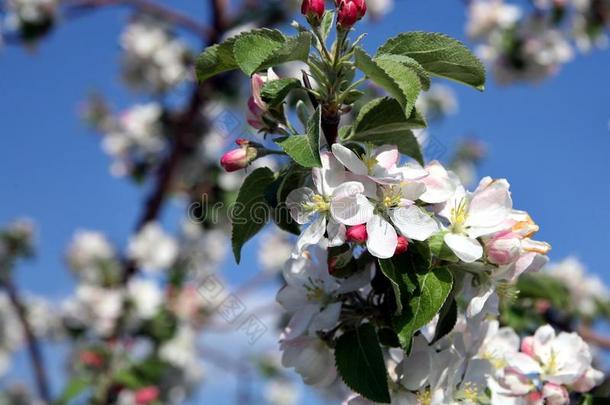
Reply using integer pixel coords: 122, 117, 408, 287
394, 236, 409, 255
134, 386, 160, 405
352, 0, 367, 18
79, 350, 104, 368
220, 140, 257, 172
542, 383, 569, 405
346, 224, 367, 244
301, 0, 325, 23
485, 231, 521, 265
520, 336, 535, 357
337, 0, 360, 28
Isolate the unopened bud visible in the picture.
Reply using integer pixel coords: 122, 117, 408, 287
337, 0, 366, 29
134, 386, 160, 405
394, 236, 409, 255
220, 140, 258, 172
346, 224, 367, 244
301, 0, 325, 25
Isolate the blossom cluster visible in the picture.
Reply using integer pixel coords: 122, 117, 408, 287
275, 152, 605, 403
466, 0, 608, 83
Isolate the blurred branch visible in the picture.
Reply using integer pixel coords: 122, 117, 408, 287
578, 324, 610, 351
62, 0, 213, 37
0, 274, 51, 404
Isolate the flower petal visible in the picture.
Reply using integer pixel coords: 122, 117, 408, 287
295, 215, 326, 255
366, 215, 398, 259
286, 187, 315, 224
444, 233, 483, 263
390, 206, 438, 241
332, 143, 368, 175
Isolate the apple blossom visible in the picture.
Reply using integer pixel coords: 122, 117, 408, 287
438, 176, 513, 263
247, 68, 280, 130
280, 336, 337, 387
127, 222, 178, 272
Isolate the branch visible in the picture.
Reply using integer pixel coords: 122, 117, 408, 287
62, 0, 213, 38
578, 324, 610, 351
1, 275, 51, 403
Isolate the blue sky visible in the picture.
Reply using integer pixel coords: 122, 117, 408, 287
1, 0, 609, 402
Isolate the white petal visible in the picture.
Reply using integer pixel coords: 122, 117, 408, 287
466, 286, 495, 318
444, 233, 483, 263
330, 193, 374, 226
466, 179, 512, 228
295, 215, 326, 254
373, 145, 399, 169
313, 152, 345, 195
401, 181, 426, 201
276, 285, 307, 312
308, 302, 342, 334
366, 215, 398, 259
283, 304, 319, 339
286, 187, 315, 224
332, 144, 368, 175
420, 161, 457, 204
390, 206, 439, 241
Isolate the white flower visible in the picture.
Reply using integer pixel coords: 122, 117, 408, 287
280, 336, 336, 387
128, 222, 178, 272
127, 278, 162, 320
277, 244, 368, 339
264, 380, 299, 405
286, 152, 371, 254
545, 257, 607, 316
438, 177, 512, 263
331, 143, 403, 187
66, 230, 117, 283
466, 0, 522, 39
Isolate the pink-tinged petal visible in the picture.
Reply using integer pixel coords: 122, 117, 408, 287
366, 215, 398, 259
331, 181, 364, 199
373, 145, 399, 169
331, 144, 368, 176
286, 187, 316, 224
466, 178, 512, 229
390, 206, 438, 241
542, 383, 569, 405
572, 367, 605, 393
250, 74, 266, 110
420, 161, 457, 204
394, 162, 428, 181
444, 233, 483, 263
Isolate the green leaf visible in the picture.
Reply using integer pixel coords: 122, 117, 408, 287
377, 32, 486, 91
275, 107, 322, 168
431, 297, 457, 343
393, 266, 453, 352
335, 323, 391, 403
196, 29, 312, 82
428, 232, 460, 262
296, 100, 311, 128
347, 97, 424, 164
261, 78, 302, 106
378, 258, 405, 315
231, 167, 275, 263
375, 54, 431, 90
234, 30, 312, 76
55, 377, 90, 405
354, 47, 422, 117
320, 11, 335, 40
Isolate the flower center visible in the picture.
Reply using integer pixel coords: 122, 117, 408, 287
305, 194, 330, 213
450, 198, 469, 233
381, 186, 402, 208
416, 389, 431, 405
461, 382, 479, 402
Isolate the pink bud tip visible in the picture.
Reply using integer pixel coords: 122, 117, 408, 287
520, 336, 535, 357
346, 224, 367, 244
394, 236, 409, 255
235, 138, 249, 146
79, 350, 104, 368
220, 148, 249, 172
135, 386, 160, 405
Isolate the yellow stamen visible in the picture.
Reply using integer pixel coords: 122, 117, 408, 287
416, 389, 431, 405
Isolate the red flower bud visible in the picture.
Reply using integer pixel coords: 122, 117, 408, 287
134, 386, 160, 405
346, 224, 367, 244
337, 0, 366, 28
337, 0, 359, 28
394, 236, 409, 255
301, 0, 325, 24
79, 350, 104, 368
220, 140, 258, 172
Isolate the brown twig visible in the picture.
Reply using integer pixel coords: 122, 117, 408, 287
1, 275, 51, 404
62, 0, 213, 37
